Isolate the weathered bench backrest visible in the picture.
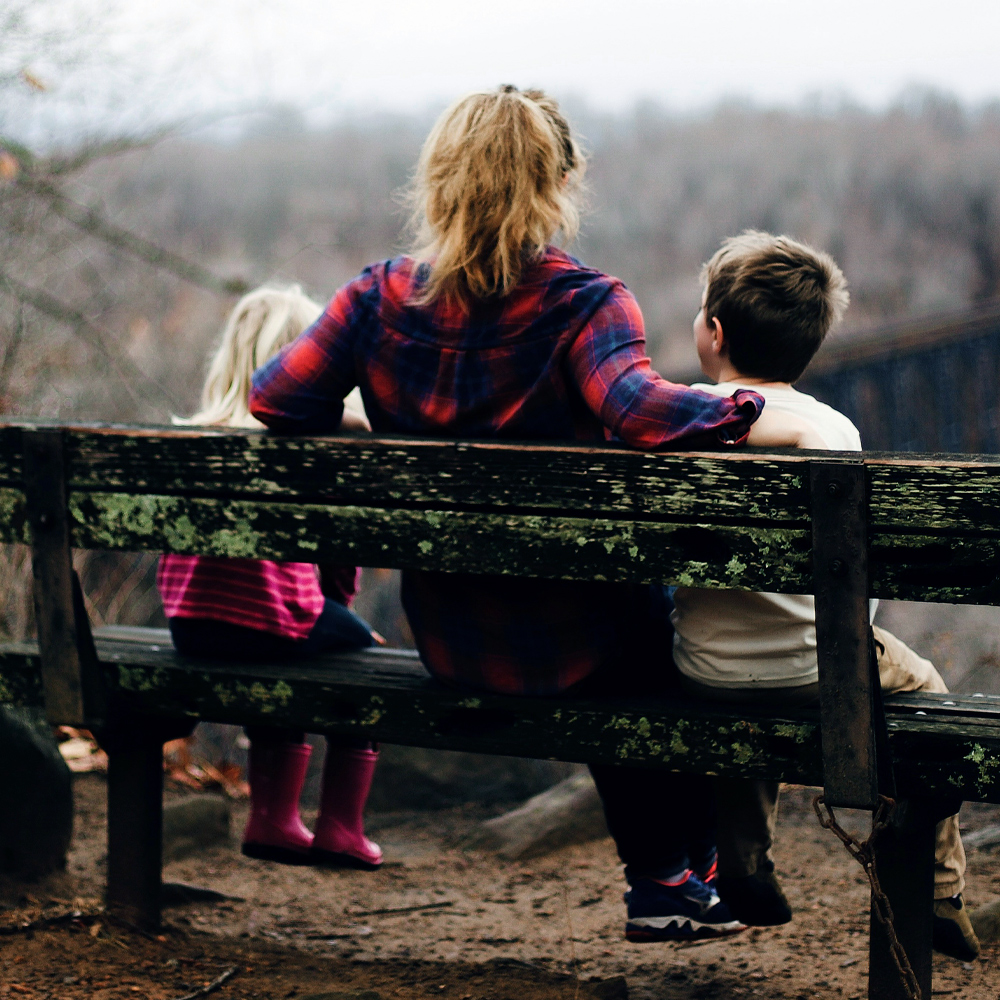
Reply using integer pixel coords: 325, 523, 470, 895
0, 422, 998, 603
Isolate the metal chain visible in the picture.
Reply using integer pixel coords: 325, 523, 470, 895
813, 794, 922, 1000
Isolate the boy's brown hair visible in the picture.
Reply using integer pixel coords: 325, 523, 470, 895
701, 231, 849, 383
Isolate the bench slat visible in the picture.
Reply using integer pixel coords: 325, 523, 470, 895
1, 424, 1000, 534
1, 424, 999, 601
60, 428, 813, 524
51, 426, 1000, 535
3, 636, 1000, 804
67, 490, 812, 592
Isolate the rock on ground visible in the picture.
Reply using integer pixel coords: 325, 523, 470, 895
469, 771, 608, 859
162, 794, 230, 861
971, 898, 1000, 944
365, 745, 583, 812
0, 706, 72, 878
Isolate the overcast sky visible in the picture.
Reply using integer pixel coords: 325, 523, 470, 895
12, 0, 1000, 137
116, 0, 1000, 113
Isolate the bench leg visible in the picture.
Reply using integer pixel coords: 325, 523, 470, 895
868, 797, 936, 1000
106, 734, 164, 930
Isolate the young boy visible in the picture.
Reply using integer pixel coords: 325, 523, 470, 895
671, 231, 978, 960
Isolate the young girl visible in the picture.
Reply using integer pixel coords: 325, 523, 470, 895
157, 285, 383, 869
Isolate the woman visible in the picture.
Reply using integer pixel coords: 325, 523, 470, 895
249, 85, 813, 940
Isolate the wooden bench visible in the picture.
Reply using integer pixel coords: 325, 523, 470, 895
2, 419, 1000, 1000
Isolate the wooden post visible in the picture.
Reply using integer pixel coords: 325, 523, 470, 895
102, 716, 195, 929
23, 428, 103, 727
868, 798, 936, 1000
105, 729, 166, 930
810, 459, 878, 810
811, 460, 934, 998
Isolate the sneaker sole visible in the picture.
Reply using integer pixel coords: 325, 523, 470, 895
625, 916, 745, 941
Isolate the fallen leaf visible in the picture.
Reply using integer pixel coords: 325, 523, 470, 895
20, 68, 47, 91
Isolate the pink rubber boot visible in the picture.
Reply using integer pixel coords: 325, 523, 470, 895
310, 746, 383, 869
241, 741, 314, 865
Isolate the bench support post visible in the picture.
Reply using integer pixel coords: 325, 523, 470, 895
868, 798, 936, 1000
23, 428, 104, 728
812, 461, 935, 997
810, 459, 878, 810
105, 726, 168, 930
101, 715, 195, 929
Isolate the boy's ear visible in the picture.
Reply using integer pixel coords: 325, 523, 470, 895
710, 317, 727, 356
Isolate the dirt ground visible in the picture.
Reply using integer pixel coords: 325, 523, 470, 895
2, 775, 1000, 1000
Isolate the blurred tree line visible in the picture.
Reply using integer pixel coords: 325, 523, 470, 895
4, 90, 1000, 423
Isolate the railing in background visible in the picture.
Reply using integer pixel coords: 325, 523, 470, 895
799, 300, 1000, 454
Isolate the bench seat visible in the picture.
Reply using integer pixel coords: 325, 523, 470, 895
4, 626, 999, 804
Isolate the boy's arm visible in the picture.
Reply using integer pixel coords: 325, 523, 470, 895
746, 406, 829, 450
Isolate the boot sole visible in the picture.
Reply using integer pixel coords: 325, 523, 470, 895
241, 842, 313, 866
309, 847, 382, 871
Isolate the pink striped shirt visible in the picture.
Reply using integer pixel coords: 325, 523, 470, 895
157, 555, 358, 640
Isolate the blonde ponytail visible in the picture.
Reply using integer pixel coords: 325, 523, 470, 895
409, 85, 585, 308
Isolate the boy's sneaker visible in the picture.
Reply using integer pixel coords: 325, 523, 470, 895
932, 895, 980, 961
625, 871, 745, 942
715, 860, 792, 927
694, 856, 718, 888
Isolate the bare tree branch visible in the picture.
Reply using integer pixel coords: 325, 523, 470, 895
0, 305, 25, 400
43, 130, 175, 176
18, 174, 249, 295
0, 269, 182, 410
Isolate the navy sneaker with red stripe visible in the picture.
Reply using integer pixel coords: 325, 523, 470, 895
694, 855, 718, 888
625, 870, 745, 942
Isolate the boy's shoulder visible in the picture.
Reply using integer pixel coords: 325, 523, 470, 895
692, 381, 862, 451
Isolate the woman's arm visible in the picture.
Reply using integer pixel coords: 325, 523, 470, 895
567, 284, 764, 449
250, 269, 379, 432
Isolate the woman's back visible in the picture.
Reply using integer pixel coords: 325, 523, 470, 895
250, 86, 761, 696
255, 247, 617, 441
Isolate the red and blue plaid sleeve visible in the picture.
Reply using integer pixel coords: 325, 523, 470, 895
249, 267, 381, 432
567, 284, 763, 449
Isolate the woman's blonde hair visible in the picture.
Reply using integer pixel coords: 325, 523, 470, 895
409, 85, 585, 308
177, 285, 323, 428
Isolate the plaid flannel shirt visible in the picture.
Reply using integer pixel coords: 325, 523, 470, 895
250, 248, 762, 694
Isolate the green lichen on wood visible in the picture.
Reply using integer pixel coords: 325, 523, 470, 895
964, 743, 1000, 797
0, 488, 28, 545
774, 722, 812, 743
207, 678, 294, 714
67, 490, 811, 592
116, 664, 170, 692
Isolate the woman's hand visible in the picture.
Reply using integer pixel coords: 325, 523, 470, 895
746, 406, 827, 450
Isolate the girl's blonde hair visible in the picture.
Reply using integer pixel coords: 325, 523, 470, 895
177, 285, 323, 428
409, 85, 585, 308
